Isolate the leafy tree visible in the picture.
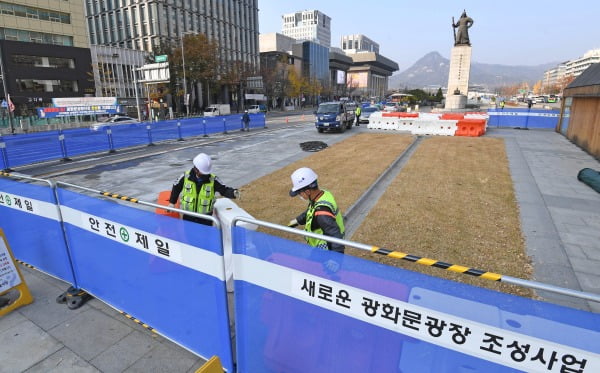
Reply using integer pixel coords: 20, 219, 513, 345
221, 60, 256, 112
435, 88, 444, 101
170, 33, 220, 111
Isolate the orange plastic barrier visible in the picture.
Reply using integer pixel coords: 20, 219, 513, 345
381, 112, 419, 118
440, 113, 465, 120
155, 190, 180, 218
454, 119, 487, 137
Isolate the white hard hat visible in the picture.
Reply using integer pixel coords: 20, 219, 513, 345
289, 167, 318, 196
193, 153, 212, 174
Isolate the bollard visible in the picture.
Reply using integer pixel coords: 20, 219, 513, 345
58, 129, 72, 162
177, 120, 184, 141
203, 119, 208, 137
107, 128, 116, 153
146, 124, 155, 146
223, 117, 228, 134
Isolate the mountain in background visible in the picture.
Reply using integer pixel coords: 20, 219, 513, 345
389, 51, 557, 91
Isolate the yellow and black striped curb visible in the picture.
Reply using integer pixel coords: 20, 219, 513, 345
370, 246, 502, 281
119, 311, 156, 333
100, 191, 139, 203
16, 259, 35, 269
0, 171, 12, 177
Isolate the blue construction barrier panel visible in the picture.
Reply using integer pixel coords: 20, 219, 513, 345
0, 114, 268, 169
1, 131, 62, 168
56, 187, 234, 371
232, 227, 600, 373
487, 108, 560, 129
0, 177, 76, 284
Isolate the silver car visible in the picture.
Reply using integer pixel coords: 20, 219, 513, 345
90, 115, 139, 131
359, 106, 380, 123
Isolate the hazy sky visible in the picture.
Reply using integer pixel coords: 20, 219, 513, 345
258, 1, 599, 72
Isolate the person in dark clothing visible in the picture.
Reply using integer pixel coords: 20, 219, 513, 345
169, 153, 239, 226
288, 167, 345, 254
241, 110, 250, 131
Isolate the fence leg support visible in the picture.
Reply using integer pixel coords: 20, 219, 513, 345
203, 119, 208, 137
223, 118, 228, 134
177, 120, 184, 141
56, 286, 92, 310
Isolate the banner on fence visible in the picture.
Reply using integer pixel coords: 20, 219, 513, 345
233, 227, 600, 373
0, 227, 33, 317
0, 177, 76, 284
56, 187, 234, 371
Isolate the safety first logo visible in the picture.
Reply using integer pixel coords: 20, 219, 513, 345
80, 213, 182, 263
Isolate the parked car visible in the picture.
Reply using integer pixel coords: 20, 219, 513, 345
359, 106, 380, 123
90, 115, 139, 131
247, 104, 267, 114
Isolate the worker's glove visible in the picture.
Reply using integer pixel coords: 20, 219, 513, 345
324, 259, 340, 273
288, 218, 299, 228
233, 189, 241, 200
168, 203, 175, 208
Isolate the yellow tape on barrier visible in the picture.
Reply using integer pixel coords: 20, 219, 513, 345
0, 228, 33, 317
370, 246, 503, 282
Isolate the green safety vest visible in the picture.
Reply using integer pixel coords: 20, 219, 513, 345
304, 190, 345, 250
180, 171, 216, 214
355, 107, 361, 116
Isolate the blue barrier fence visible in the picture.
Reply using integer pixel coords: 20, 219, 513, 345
0, 176, 76, 284
1, 174, 600, 372
0, 113, 266, 170
55, 186, 234, 371
232, 226, 600, 373
487, 108, 560, 129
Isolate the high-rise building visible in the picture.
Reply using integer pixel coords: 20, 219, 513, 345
0, 0, 94, 118
282, 10, 331, 47
84, 0, 259, 67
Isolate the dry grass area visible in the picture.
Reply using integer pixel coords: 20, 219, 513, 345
238, 134, 533, 298
238, 133, 414, 240
349, 136, 533, 297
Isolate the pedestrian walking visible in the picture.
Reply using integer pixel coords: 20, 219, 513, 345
288, 167, 345, 254
169, 153, 240, 226
355, 106, 362, 126
241, 110, 250, 131
500, 100, 505, 110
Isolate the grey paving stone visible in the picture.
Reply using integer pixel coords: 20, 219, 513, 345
0, 307, 27, 334
24, 347, 100, 373
90, 330, 159, 373
559, 231, 600, 248
0, 319, 63, 373
580, 244, 600, 261
562, 244, 588, 259
569, 257, 600, 277
575, 271, 600, 294
123, 339, 201, 373
48, 307, 133, 361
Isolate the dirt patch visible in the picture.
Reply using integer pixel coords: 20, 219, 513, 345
238, 134, 532, 298
238, 133, 415, 240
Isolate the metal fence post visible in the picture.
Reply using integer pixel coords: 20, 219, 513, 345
0, 134, 12, 172
58, 129, 72, 162
146, 124, 155, 146
203, 119, 208, 137
106, 128, 116, 153
177, 120, 184, 141
223, 117, 228, 134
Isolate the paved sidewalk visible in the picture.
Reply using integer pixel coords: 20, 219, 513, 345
1, 127, 599, 372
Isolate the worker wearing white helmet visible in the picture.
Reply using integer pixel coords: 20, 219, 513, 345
169, 152, 240, 225
288, 167, 345, 254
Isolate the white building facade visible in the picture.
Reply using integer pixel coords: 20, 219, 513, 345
281, 10, 331, 47
340, 34, 379, 54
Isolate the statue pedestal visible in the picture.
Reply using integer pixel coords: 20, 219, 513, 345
445, 94, 467, 110
445, 45, 472, 110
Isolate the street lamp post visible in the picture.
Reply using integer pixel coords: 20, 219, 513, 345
133, 66, 142, 121
180, 32, 191, 117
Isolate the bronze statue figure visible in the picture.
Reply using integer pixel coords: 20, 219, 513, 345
452, 10, 474, 46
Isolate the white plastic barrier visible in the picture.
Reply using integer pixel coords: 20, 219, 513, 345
214, 198, 257, 291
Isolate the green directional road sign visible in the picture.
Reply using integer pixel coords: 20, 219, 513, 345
155, 55, 167, 63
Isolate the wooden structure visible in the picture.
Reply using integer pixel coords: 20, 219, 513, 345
558, 63, 600, 159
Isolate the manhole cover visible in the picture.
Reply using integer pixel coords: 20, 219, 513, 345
300, 141, 328, 152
